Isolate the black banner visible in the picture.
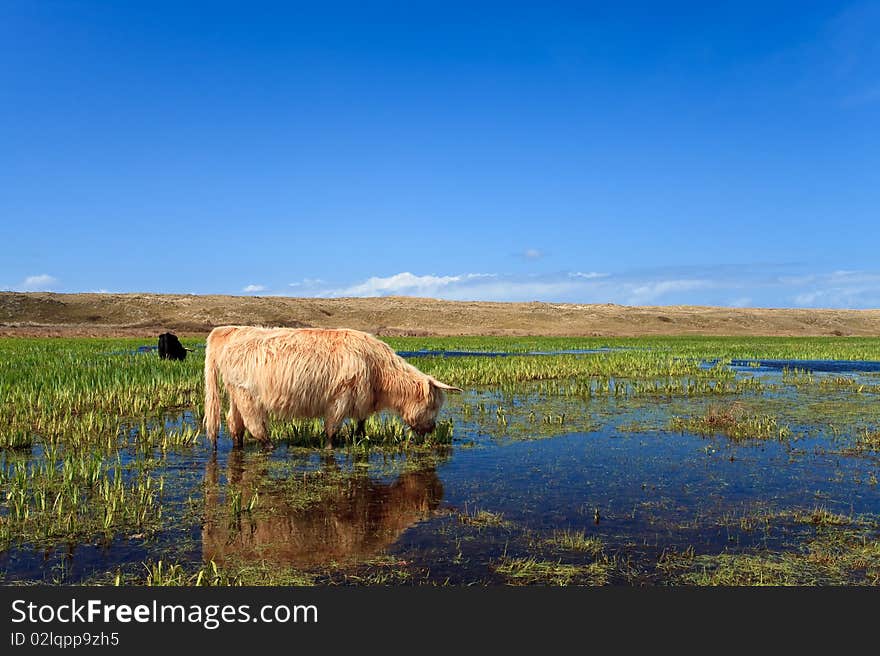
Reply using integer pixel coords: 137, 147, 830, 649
0, 585, 873, 651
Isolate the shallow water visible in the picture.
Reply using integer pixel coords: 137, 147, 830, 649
395, 348, 616, 358
133, 344, 206, 354
728, 358, 880, 374
2, 355, 880, 584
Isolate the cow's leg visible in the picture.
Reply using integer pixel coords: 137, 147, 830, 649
354, 419, 367, 438
225, 386, 246, 449
323, 391, 353, 450
323, 404, 349, 451
323, 416, 339, 450
231, 387, 272, 449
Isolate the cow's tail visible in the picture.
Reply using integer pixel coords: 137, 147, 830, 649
204, 329, 224, 447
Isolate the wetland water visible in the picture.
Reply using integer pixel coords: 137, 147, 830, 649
1, 341, 879, 585
395, 348, 617, 358
727, 358, 880, 373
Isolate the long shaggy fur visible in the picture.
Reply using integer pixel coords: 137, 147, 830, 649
203, 326, 460, 448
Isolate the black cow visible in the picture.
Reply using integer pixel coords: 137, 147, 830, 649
158, 332, 188, 361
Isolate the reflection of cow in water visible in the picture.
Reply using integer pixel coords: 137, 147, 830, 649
202, 450, 444, 568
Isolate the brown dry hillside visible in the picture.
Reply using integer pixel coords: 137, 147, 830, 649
1, 292, 878, 337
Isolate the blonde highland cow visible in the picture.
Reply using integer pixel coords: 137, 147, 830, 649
204, 326, 462, 449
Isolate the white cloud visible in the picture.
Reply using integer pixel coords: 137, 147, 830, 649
305, 265, 880, 308
791, 271, 880, 308
320, 272, 496, 298
625, 279, 712, 305
569, 271, 610, 280
18, 274, 58, 291
303, 271, 720, 304
794, 291, 821, 306
289, 278, 325, 288
242, 284, 266, 293
523, 248, 544, 260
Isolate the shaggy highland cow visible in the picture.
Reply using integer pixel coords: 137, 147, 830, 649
204, 326, 461, 449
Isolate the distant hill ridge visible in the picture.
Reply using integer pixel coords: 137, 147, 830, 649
1, 292, 879, 337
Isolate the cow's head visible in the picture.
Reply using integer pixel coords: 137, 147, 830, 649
404, 376, 463, 436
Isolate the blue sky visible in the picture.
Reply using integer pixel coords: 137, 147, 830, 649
1, 1, 878, 308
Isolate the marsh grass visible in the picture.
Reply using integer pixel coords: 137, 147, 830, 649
120, 558, 317, 586
670, 402, 792, 441
124, 555, 423, 586
857, 429, 880, 451
385, 335, 880, 362
676, 553, 818, 586
659, 511, 880, 586
793, 507, 853, 527
0, 446, 164, 550
456, 506, 509, 528
545, 530, 604, 555
0, 338, 203, 449
336, 557, 415, 585
494, 557, 612, 585
267, 415, 453, 449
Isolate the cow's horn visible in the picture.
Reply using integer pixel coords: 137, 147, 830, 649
430, 378, 463, 393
